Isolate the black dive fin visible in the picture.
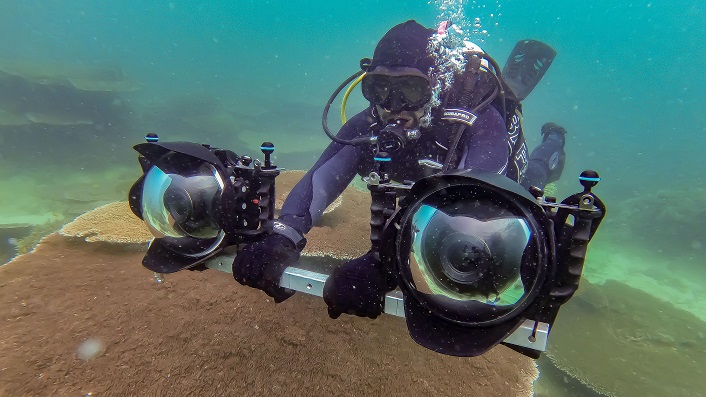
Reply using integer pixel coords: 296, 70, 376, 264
502, 40, 557, 101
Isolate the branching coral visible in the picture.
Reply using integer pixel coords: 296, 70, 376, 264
547, 280, 706, 397
16, 219, 66, 255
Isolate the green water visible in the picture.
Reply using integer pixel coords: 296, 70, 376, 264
0, 1, 704, 396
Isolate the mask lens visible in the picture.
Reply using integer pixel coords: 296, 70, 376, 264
362, 74, 391, 104
398, 75, 431, 107
362, 74, 431, 110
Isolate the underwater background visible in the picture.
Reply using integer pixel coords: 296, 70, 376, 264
0, 1, 704, 396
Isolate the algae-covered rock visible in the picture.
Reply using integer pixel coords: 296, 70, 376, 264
0, 60, 137, 130
0, 223, 34, 264
5, 219, 67, 258
0, 108, 32, 126
0, 61, 140, 92
612, 187, 706, 251
546, 279, 706, 397
0, 59, 140, 166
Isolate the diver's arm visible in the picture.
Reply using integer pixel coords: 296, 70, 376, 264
457, 105, 511, 174
278, 111, 370, 236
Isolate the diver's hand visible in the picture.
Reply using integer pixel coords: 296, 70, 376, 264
323, 252, 393, 320
232, 234, 298, 303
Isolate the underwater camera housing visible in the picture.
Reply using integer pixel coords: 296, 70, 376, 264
126, 133, 605, 359
128, 133, 279, 273
366, 169, 605, 358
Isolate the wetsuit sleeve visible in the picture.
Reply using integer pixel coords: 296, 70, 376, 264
457, 105, 511, 174
278, 111, 369, 236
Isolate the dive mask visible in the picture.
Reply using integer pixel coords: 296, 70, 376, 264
362, 68, 432, 112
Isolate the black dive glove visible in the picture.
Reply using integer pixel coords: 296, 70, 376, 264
232, 233, 300, 303
323, 251, 396, 319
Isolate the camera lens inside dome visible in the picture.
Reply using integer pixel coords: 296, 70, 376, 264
438, 233, 491, 285
395, 175, 552, 333
140, 159, 225, 257
163, 186, 193, 224
406, 199, 531, 307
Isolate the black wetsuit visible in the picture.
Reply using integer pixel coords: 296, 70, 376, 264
279, 97, 545, 236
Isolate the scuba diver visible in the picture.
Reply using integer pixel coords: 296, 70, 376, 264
232, 20, 568, 319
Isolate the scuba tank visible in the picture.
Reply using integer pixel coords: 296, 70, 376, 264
438, 39, 557, 176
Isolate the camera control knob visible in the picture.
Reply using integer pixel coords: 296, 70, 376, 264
528, 186, 544, 199
579, 170, 601, 193
240, 156, 253, 167
261, 142, 275, 168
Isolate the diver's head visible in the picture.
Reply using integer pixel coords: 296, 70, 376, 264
363, 20, 436, 128
363, 66, 431, 128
